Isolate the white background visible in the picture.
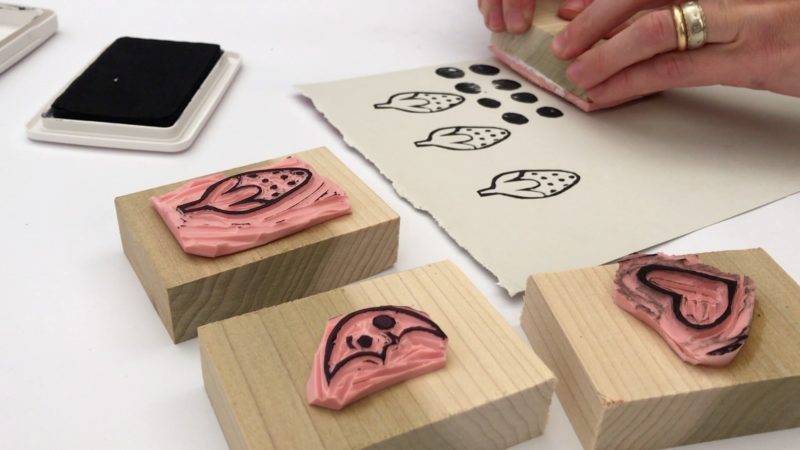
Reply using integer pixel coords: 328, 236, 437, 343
1, 1, 798, 449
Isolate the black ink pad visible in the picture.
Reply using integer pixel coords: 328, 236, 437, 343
469, 64, 500, 76
435, 67, 465, 79
536, 106, 564, 118
477, 98, 501, 108
455, 82, 481, 94
492, 79, 522, 90
50, 37, 223, 127
502, 112, 529, 125
511, 92, 538, 103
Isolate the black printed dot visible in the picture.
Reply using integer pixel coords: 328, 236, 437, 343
511, 92, 538, 103
469, 64, 500, 75
550, 189, 557, 193
558, 178, 565, 182
288, 181, 296, 185
373, 315, 396, 330
272, 193, 279, 197
455, 82, 481, 94
280, 175, 288, 180
492, 79, 522, 90
502, 112, 529, 125
569, 175, 576, 179
356, 335, 373, 348
537, 106, 564, 118
436, 67, 465, 79
547, 183, 554, 186
270, 185, 278, 190
261, 179, 269, 183
478, 98, 501, 108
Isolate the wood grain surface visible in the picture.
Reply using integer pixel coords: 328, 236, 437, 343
522, 248, 800, 450
116, 147, 399, 343
200, 261, 555, 450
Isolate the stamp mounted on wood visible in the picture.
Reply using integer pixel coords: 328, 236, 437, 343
115, 147, 400, 343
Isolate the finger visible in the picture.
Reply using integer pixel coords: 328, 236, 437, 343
567, 9, 676, 90
503, 0, 536, 33
552, 0, 668, 59
586, 45, 741, 106
484, 0, 506, 32
558, 0, 593, 20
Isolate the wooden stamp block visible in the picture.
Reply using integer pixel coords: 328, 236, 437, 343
522, 248, 800, 450
116, 147, 399, 343
199, 261, 555, 450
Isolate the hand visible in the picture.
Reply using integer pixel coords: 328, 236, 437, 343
550, 0, 800, 108
478, 0, 536, 33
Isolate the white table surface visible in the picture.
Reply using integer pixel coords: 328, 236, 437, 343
1, 1, 798, 449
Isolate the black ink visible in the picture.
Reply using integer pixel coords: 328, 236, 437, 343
477, 98, 501, 108
415, 126, 510, 151
322, 306, 447, 384
478, 170, 580, 199
636, 265, 736, 330
469, 64, 500, 76
511, 92, 538, 103
436, 67, 465, 79
707, 329, 749, 356
537, 106, 564, 118
374, 92, 465, 113
502, 112, 529, 125
356, 335, 374, 348
177, 168, 312, 215
455, 82, 481, 94
492, 79, 522, 90
373, 315, 396, 330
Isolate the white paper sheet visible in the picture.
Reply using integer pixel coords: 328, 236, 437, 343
299, 60, 800, 295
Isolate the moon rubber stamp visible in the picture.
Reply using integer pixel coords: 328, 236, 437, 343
613, 253, 756, 366
307, 306, 448, 410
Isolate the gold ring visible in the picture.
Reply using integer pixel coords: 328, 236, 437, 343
681, 1, 707, 49
672, 5, 688, 52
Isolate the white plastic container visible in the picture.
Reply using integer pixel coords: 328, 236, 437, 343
0, 3, 57, 74
26, 44, 241, 153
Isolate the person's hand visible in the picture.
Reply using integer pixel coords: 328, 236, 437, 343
551, 0, 800, 108
478, 0, 536, 33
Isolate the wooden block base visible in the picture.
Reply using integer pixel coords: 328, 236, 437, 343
522, 248, 800, 450
115, 147, 399, 343
200, 261, 555, 450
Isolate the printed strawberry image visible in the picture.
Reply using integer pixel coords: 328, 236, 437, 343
374, 92, 465, 113
177, 168, 312, 215
414, 126, 510, 151
478, 170, 580, 199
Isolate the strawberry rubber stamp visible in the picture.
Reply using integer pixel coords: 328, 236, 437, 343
151, 156, 351, 257
415, 126, 510, 151
613, 253, 756, 366
307, 305, 448, 410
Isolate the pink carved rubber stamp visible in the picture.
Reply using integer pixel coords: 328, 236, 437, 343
307, 306, 448, 410
151, 156, 351, 257
613, 253, 756, 366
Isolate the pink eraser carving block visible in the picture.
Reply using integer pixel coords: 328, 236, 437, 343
151, 156, 351, 257
307, 306, 448, 410
613, 253, 756, 366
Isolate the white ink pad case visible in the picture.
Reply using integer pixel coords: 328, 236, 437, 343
0, 3, 57, 74
26, 36, 241, 152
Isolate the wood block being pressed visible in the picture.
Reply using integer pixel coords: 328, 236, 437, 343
522, 248, 800, 450
490, 0, 590, 110
200, 261, 555, 450
115, 147, 399, 343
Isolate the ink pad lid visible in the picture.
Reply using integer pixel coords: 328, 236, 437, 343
26, 36, 241, 153
0, 3, 57, 74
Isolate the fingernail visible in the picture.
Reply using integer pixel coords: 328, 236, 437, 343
561, 0, 582, 12
551, 29, 568, 56
505, 7, 526, 33
566, 61, 584, 86
488, 6, 505, 32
